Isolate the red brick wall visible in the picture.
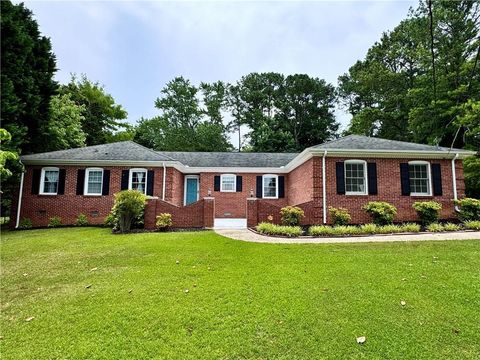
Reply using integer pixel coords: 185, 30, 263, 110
247, 199, 318, 227
11, 165, 165, 227
165, 167, 184, 206
144, 197, 214, 229
287, 158, 313, 205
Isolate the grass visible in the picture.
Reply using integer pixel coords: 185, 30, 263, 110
1, 228, 480, 359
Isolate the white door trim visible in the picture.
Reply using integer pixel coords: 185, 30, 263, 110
184, 175, 199, 205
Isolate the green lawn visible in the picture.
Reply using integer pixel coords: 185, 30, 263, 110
1, 228, 479, 359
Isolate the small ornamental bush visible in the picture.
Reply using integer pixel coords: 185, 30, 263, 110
280, 206, 304, 226
256, 222, 302, 237
443, 223, 461, 232
156, 213, 173, 231
426, 222, 444, 232
18, 218, 33, 229
455, 198, 480, 221
359, 223, 377, 234
329, 207, 351, 226
412, 201, 442, 225
363, 201, 397, 225
308, 225, 335, 236
107, 190, 147, 233
75, 214, 89, 226
464, 220, 480, 230
400, 223, 421, 233
48, 216, 62, 228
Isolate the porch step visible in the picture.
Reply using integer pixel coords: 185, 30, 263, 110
214, 218, 247, 229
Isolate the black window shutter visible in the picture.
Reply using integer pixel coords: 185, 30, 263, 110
76, 169, 85, 195
102, 170, 110, 195
214, 175, 220, 191
121, 170, 129, 190
146, 170, 155, 196
400, 163, 410, 196
256, 176, 263, 198
431, 164, 442, 196
278, 176, 285, 198
236, 175, 242, 192
367, 162, 378, 195
57, 169, 66, 195
336, 162, 345, 195
31, 169, 41, 195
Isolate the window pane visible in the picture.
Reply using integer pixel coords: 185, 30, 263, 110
409, 164, 429, 194
131, 171, 146, 193
221, 175, 235, 191
345, 163, 366, 194
43, 170, 59, 193
263, 176, 277, 197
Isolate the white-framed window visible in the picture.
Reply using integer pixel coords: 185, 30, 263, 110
129, 168, 147, 194
84, 168, 103, 195
263, 174, 278, 199
408, 161, 431, 196
220, 174, 236, 192
345, 160, 368, 195
40, 167, 60, 195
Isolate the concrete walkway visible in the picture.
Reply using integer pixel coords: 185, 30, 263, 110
215, 229, 480, 244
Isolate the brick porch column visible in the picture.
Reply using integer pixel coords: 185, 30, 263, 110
203, 197, 215, 228
144, 197, 158, 230
246, 198, 258, 228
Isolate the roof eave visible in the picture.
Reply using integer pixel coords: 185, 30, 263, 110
309, 148, 476, 159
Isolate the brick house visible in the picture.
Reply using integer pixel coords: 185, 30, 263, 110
11, 135, 475, 229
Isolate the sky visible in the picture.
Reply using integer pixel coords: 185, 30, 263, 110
23, 0, 417, 147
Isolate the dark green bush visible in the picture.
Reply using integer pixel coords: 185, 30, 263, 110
48, 216, 62, 228
328, 207, 351, 226
19, 218, 33, 229
363, 201, 397, 225
107, 190, 147, 233
75, 213, 89, 226
455, 198, 480, 221
280, 206, 304, 226
412, 201, 442, 225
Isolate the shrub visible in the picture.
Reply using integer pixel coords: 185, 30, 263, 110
332, 225, 362, 236
400, 223, 421, 233
328, 207, 351, 226
464, 220, 480, 230
412, 201, 442, 225
455, 198, 480, 221
363, 201, 397, 225
48, 216, 62, 228
280, 206, 304, 226
107, 190, 147, 233
18, 218, 33, 229
359, 223, 377, 234
256, 222, 302, 237
308, 225, 335, 236
104, 213, 116, 228
156, 213, 173, 231
426, 223, 444, 232
75, 214, 89, 226
444, 223, 461, 231
377, 224, 403, 234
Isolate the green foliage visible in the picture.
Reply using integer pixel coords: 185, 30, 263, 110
401, 223, 421, 233
464, 220, 480, 230
155, 213, 173, 231
376, 224, 403, 234
256, 222, 302, 237
308, 225, 335, 236
328, 207, 351, 226
280, 206, 305, 226
48, 216, 62, 228
43, 94, 86, 151
75, 214, 89, 227
455, 197, 480, 221
18, 217, 32, 229
135, 77, 232, 152
359, 223, 377, 234
1, 1, 57, 154
412, 201, 442, 225
363, 201, 397, 225
463, 157, 480, 198
444, 223, 461, 232
426, 223, 445, 232
104, 213, 116, 228
60, 74, 128, 146
107, 190, 147, 233
0, 128, 19, 178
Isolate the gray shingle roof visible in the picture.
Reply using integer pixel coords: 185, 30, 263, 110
21, 141, 174, 162
156, 151, 298, 167
310, 135, 463, 152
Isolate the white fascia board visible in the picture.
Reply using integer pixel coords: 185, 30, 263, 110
308, 148, 476, 160
22, 159, 179, 167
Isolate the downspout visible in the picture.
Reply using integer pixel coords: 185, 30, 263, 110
451, 153, 460, 212
162, 162, 166, 201
15, 168, 25, 229
322, 150, 327, 224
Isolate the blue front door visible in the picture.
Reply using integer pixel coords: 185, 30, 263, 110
185, 177, 198, 205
